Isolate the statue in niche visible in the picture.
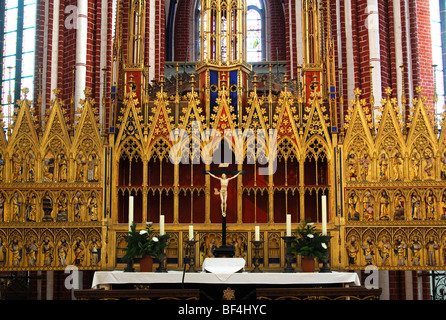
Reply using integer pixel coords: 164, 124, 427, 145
378, 237, 390, 266
379, 191, 390, 220
394, 237, 407, 266
425, 191, 436, 220
43, 152, 55, 182
10, 237, 23, 266
347, 152, 358, 181
441, 190, 446, 220
42, 192, 54, 222
362, 237, 375, 265
57, 192, 68, 222
378, 153, 389, 181
25, 238, 38, 267
394, 192, 405, 220
411, 150, 421, 180
57, 237, 68, 266
410, 192, 421, 220
0, 153, 4, 181
391, 152, 403, 181
362, 192, 374, 221
0, 237, 6, 266
12, 192, 22, 222
41, 238, 54, 266
87, 191, 98, 221
26, 152, 35, 182
345, 236, 359, 265
12, 152, 23, 182
89, 237, 101, 266
72, 238, 85, 266
423, 148, 434, 179
441, 151, 446, 180
73, 192, 84, 221
348, 192, 360, 220
75, 152, 87, 182
233, 236, 246, 260
0, 193, 4, 222
87, 152, 99, 182
426, 237, 439, 266
409, 237, 422, 266
25, 193, 37, 222
201, 236, 218, 260
58, 152, 68, 182
359, 153, 370, 181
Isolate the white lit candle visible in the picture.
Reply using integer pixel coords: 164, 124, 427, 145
255, 226, 260, 241
160, 215, 165, 235
286, 214, 291, 236
189, 225, 194, 241
128, 196, 134, 231
322, 195, 327, 235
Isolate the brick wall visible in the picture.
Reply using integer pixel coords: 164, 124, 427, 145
329, 0, 434, 126
409, 0, 435, 111
173, 0, 192, 61
33, 0, 114, 129
268, 0, 286, 61
33, 0, 46, 123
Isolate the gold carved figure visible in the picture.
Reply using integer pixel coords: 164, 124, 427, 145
379, 191, 390, 221
346, 236, 359, 265
411, 192, 421, 220
87, 191, 99, 221
409, 237, 422, 266
425, 191, 436, 220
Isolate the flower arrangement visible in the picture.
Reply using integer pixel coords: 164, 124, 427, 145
289, 219, 330, 261
123, 221, 170, 261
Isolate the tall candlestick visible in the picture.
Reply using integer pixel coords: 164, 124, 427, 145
160, 215, 165, 235
286, 214, 291, 236
128, 196, 134, 231
189, 225, 194, 240
322, 195, 327, 235
255, 226, 260, 241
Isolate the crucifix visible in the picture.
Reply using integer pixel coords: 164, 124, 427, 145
204, 164, 245, 257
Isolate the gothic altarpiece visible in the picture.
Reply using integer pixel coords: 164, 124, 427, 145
0, 0, 446, 273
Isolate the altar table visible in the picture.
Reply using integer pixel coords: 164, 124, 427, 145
91, 270, 361, 290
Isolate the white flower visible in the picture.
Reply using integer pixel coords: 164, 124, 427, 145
307, 222, 314, 226
139, 230, 148, 235
321, 243, 327, 249
152, 237, 159, 242
307, 234, 314, 238
146, 222, 153, 225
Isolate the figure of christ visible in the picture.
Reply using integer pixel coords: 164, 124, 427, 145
206, 171, 241, 217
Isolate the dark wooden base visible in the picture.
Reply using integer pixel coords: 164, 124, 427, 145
74, 288, 200, 300
75, 285, 381, 301
256, 287, 382, 300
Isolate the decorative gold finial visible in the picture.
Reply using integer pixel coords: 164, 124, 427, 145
385, 87, 392, 99
190, 74, 196, 91
128, 75, 136, 92
282, 74, 289, 89
159, 74, 165, 92
84, 88, 92, 99
251, 74, 260, 96
21, 88, 29, 100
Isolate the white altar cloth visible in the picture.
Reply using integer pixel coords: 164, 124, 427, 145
202, 258, 245, 274
91, 270, 361, 289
